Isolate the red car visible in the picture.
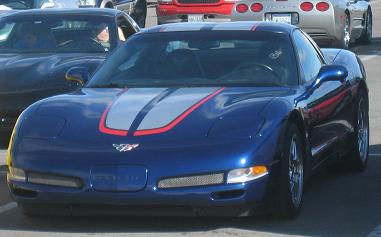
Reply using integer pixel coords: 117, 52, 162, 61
156, 0, 236, 24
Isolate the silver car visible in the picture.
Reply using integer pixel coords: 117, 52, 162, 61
230, 0, 372, 48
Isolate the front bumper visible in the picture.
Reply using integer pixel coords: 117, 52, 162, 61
9, 174, 269, 216
156, 4, 233, 24
8, 126, 280, 216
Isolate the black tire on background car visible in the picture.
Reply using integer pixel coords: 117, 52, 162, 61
357, 9, 372, 45
131, 0, 147, 28
346, 89, 369, 171
275, 123, 305, 219
334, 13, 351, 49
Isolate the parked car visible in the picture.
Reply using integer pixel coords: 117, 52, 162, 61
0, 0, 147, 28
156, 0, 235, 24
0, 8, 139, 137
7, 22, 369, 218
230, 0, 372, 49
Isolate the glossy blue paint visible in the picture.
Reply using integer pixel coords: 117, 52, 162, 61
7, 24, 368, 216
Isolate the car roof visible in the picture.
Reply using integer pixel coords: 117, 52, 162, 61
0, 8, 119, 19
142, 21, 297, 35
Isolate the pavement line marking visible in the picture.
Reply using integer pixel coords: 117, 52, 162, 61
367, 223, 381, 237
0, 202, 16, 214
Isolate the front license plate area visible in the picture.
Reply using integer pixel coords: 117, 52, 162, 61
271, 14, 292, 24
188, 14, 204, 22
90, 166, 147, 192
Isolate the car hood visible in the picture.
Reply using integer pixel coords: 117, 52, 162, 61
28, 87, 293, 142
0, 53, 104, 111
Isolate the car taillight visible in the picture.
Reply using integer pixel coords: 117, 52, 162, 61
250, 3, 263, 12
158, 0, 173, 4
236, 3, 249, 13
300, 2, 313, 11
316, 2, 329, 11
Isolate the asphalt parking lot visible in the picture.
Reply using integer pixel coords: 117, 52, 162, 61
1, 2, 381, 237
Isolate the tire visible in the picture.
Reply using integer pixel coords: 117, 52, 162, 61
275, 123, 305, 219
346, 89, 369, 172
131, 0, 147, 28
357, 9, 372, 45
334, 13, 351, 49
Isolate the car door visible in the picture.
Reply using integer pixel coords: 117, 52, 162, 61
293, 30, 349, 167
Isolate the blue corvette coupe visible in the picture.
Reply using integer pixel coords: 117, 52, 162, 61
7, 22, 369, 219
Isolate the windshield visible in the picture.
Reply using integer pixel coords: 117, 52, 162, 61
0, 15, 116, 53
87, 31, 298, 88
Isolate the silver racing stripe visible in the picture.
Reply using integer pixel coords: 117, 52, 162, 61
137, 87, 219, 130
105, 88, 167, 131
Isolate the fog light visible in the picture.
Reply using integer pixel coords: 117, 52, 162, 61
7, 167, 26, 182
227, 166, 268, 184
158, 173, 224, 188
28, 172, 82, 188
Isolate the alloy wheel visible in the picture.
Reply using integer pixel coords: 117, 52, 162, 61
357, 98, 369, 162
289, 135, 304, 208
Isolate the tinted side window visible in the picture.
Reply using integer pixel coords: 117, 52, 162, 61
293, 30, 322, 83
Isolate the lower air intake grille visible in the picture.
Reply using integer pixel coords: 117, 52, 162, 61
158, 173, 224, 189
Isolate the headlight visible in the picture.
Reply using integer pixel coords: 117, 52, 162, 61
78, 0, 96, 6
227, 166, 268, 184
7, 167, 26, 182
6, 116, 20, 167
6, 127, 15, 167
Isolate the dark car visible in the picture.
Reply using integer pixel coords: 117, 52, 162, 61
0, 8, 139, 138
0, 0, 147, 28
7, 22, 369, 218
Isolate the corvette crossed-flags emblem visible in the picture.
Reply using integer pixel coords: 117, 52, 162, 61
113, 144, 139, 152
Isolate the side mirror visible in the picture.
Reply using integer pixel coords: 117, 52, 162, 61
65, 67, 89, 86
313, 65, 348, 89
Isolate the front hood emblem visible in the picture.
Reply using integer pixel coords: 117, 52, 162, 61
113, 144, 139, 152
